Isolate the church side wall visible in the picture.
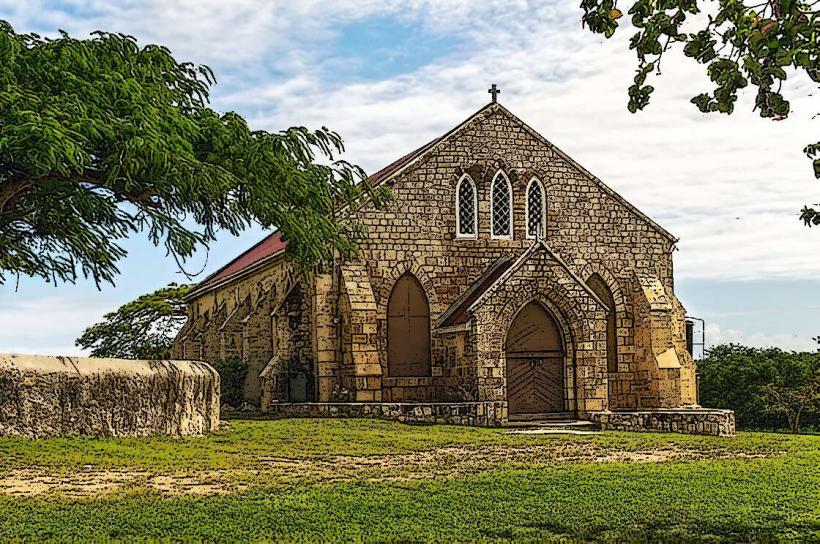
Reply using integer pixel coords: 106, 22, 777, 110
173, 256, 312, 406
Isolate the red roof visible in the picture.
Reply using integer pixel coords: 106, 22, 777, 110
191, 137, 440, 295
195, 231, 288, 293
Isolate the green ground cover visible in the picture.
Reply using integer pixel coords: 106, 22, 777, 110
0, 419, 817, 542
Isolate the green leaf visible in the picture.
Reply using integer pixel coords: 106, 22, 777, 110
0, 22, 390, 287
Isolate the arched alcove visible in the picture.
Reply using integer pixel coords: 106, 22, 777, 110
387, 273, 431, 377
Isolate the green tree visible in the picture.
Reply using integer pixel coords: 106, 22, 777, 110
0, 22, 389, 287
75, 282, 192, 359
698, 344, 820, 431
579, 1, 818, 222
761, 380, 820, 433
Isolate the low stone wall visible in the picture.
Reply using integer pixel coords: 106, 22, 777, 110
262, 402, 735, 436
0, 354, 220, 438
589, 409, 736, 437
263, 401, 507, 427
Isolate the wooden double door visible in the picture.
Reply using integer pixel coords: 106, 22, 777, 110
505, 302, 566, 416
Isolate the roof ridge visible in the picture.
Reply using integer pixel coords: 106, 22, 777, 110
368, 101, 499, 189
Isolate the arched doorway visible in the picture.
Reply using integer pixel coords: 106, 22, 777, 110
387, 273, 431, 377
505, 301, 565, 416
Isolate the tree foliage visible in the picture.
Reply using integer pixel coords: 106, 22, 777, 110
75, 282, 192, 359
698, 344, 820, 431
0, 22, 390, 287
213, 356, 249, 409
761, 380, 820, 432
579, 1, 818, 221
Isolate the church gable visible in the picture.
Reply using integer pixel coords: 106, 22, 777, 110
366, 102, 675, 247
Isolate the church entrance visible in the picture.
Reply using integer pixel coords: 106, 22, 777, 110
505, 301, 565, 418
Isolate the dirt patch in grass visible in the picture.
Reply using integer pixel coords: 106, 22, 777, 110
258, 443, 777, 483
0, 442, 778, 498
0, 468, 247, 498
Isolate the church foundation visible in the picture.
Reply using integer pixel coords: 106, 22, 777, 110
259, 401, 735, 436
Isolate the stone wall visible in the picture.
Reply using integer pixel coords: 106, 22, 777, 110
260, 402, 735, 437
590, 409, 736, 437
262, 401, 506, 427
0, 354, 220, 438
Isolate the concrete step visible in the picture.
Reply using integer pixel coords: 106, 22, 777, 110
507, 411, 576, 422
503, 419, 600, 434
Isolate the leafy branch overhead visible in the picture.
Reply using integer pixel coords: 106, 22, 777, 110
0, 22, 391, 287
579, 0, 818, 220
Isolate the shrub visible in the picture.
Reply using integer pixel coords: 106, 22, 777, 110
212, 356, 248, 408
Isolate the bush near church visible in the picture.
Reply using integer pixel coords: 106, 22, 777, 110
698, 344, 820, 433
213, 356, 249, 409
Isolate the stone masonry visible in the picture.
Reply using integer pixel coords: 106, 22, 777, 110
174, 101, 704, 428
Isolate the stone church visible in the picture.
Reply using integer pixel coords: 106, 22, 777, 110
173, 97, 700, 425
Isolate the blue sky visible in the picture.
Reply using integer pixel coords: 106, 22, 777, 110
0, 0, 818, 354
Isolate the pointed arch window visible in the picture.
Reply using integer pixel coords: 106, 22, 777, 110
526, 177, 546, 239
455, 174, 477, 238
387, 273, 431, 377
587, 273, 618, 373
491, 170, 513, 239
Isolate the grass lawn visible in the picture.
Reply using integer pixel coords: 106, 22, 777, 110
0, 419, 817, 542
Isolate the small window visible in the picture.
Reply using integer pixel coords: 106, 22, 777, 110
526, 178, 546, 239
456, 174, 477, 238
491, 171, 512, 239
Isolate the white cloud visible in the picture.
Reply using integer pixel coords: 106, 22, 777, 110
705, 322, 817, 353
0, 0, 818, 356
0, 296, 109, 356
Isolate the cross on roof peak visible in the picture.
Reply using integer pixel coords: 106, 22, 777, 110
488, 84, 500, 103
